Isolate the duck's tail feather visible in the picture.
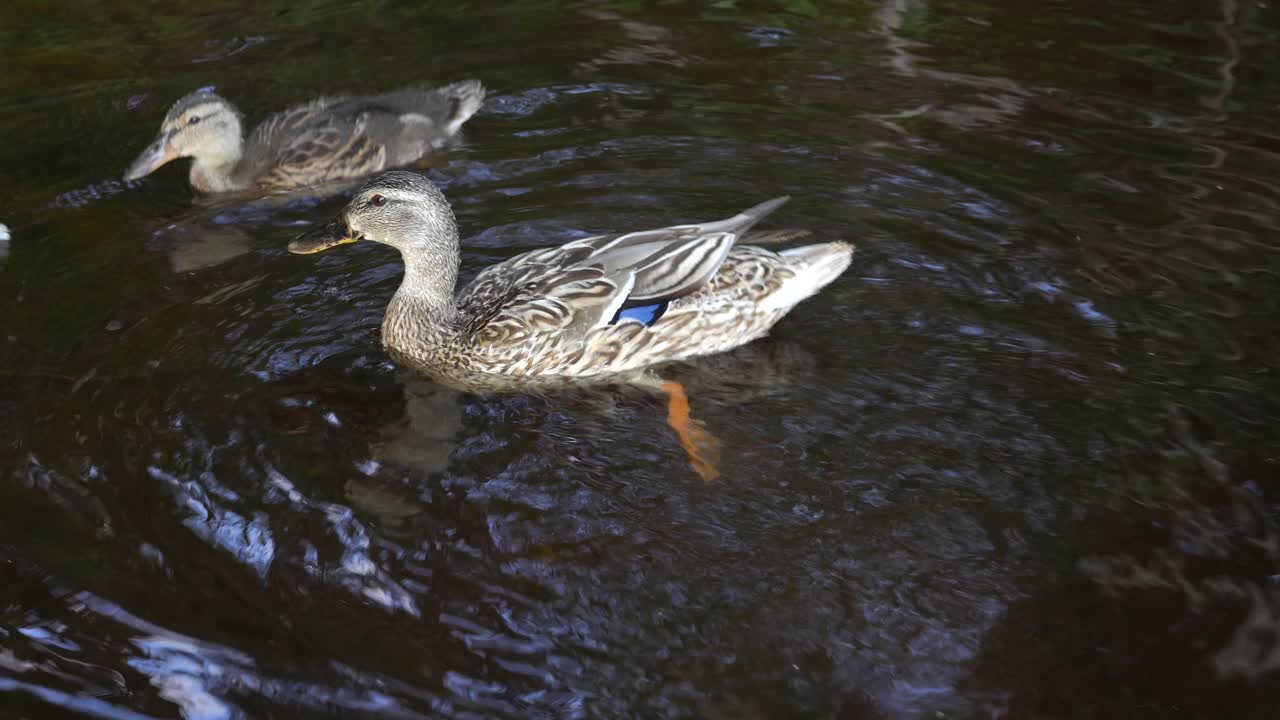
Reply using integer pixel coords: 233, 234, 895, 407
437, 79, 486, 134
740, 228, 812, 245
693, 196, 791, 237
762, 241, 855, 312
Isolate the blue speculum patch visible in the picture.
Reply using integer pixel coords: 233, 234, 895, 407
610, 299, 670, 326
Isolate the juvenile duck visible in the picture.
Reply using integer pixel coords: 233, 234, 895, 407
124, 81, 485, 194
290, 171, 854, 479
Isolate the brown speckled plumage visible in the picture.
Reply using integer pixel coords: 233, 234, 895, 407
124, 81, 485, 194
289, 171, 854, 388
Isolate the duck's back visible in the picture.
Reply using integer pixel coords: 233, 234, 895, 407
238, 81, 485, 190
435, 198, 851, 378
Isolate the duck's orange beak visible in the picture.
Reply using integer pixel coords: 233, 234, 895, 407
288, 220, 361, 254
124, 133, 179, 181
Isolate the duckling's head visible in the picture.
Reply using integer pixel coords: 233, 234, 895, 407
124, 91, 244, 182
288, 171, 459, 257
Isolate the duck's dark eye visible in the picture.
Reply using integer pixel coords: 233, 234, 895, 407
370, 194, 386, 207
188, 115, 201, 125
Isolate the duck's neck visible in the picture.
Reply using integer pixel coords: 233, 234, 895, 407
189, 137, 246, 193
382, 250, 461, 358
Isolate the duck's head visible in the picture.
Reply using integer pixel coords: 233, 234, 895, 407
124, 91, 244, 181
288, 171, 459, 256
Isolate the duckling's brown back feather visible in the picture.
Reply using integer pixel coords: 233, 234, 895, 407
239, 80, 485, 190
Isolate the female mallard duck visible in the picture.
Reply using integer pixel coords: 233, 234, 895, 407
124, 81, 485, 194
290, 171, 853, 479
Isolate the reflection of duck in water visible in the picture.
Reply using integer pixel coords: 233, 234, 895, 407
157, 220, 253, 273
667, 338, 819, 406
361, 341, 818, 492
343, 372, 461, 528
289, 171, 853, 480
374, 371, 462, 478
124, 81, 485, 194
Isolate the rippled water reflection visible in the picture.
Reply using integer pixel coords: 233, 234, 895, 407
2, 0, 1279, 717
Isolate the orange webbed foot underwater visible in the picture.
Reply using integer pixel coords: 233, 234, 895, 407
660, 380, 722, 482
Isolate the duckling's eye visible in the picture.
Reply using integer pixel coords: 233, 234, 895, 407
370, 194, 386, 207
188, 115, 201, 125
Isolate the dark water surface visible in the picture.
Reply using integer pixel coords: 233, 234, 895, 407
3, 1, 1280, 718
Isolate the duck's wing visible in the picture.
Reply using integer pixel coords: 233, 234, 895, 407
245, 81, 485, 189
458, 261, 624, 347
242, 97, 386, 188
455, 197, 792, 349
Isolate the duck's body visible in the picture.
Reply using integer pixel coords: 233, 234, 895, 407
125, 81, 485, 194
290, 172, 853, 387
383, 222, 848, 386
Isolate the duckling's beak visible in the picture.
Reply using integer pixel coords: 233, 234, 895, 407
288, 221, 361, 254
124, 134, 179, 181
